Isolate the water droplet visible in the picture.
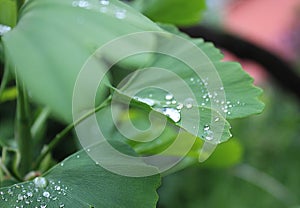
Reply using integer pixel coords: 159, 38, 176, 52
214, 117, 220, 122
99, 0, 109, 5
54, 185, 61, 191
220, 87, 224, 90
17, 194, 24, 201
203, 124, 210, 131
72, 0, 91, 8
115, 8, 126, 19
157, 108, 181, 122
176, 103, 184, 110
60, 162, 64, 167
184, 98, 194, 109
34, 177, 48, 189
137, 98, 155, 106
165, 93, 173, 101
190, 77, 195, 82
76, 155, 80, 158
0, 24, 11, 36
42, 191, 50, 198
203, 125, 213, 141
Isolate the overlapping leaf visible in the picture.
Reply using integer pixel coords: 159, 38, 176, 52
0, 141, 160, 208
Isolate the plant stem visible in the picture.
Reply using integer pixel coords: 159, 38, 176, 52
0, 58, 10, 98
15, 75, 32, 177
33, 96, 112, 170
31, 107, 50, 142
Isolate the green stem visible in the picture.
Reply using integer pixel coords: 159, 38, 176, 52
33, 96, 112, 170
15, 75, 32, 177
31, 107, 50, 142
0, 58, 10, 99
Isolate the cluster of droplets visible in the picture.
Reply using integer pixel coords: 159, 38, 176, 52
188, 76, 245, 116
0, 24, 11, 36
72, 0, 127, 19
0, 177, 69, 207
134, 92, 198, 123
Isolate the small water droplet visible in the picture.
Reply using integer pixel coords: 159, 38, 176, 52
42, 191, 50, 198
60, 162, 64, 167
0, 24, 11, 36
34, 177, 48, 189
203, 125, 213, 141
203, 124, 210, 131
115, 8, 126, 19
99, 0, 109, 5
165, 93, 173, 101
17, 194, 24, 201
76, 155, 80, 158
184, 98, 194, 109
176, 103, 184, 110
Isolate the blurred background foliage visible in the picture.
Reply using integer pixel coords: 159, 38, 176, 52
152, 0, 300, 207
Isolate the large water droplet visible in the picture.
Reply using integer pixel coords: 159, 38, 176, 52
157, 108, 181, 122
0, 24, 11, 36
34, 177, 48, 189
135, 97, 155, 106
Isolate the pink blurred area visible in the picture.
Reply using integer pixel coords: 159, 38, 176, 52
220, 0, 300, 83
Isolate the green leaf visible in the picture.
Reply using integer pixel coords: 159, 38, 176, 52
0, 141, 160, 208
0, 0, 17, 27
107, 25, 263, 162
2, 0, 162, 122
131, 0, 206, 26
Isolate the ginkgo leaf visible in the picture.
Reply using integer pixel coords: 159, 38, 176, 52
0, 141, 161, 208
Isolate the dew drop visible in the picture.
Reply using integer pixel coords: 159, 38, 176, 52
203, 124, 210, 131
34, 177, 48, 189
99, 0, 109, 5
76, 155, 80, 158
157, 108, 181, 122
115, 8, 126, 19
165, 93, 173, 101
176, 103, 184, 110
137, 98, 155, 106
42, 191, 50, 198
184, 98, 194, 109
0, 24, 11, 36
203, 125, 213, 141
